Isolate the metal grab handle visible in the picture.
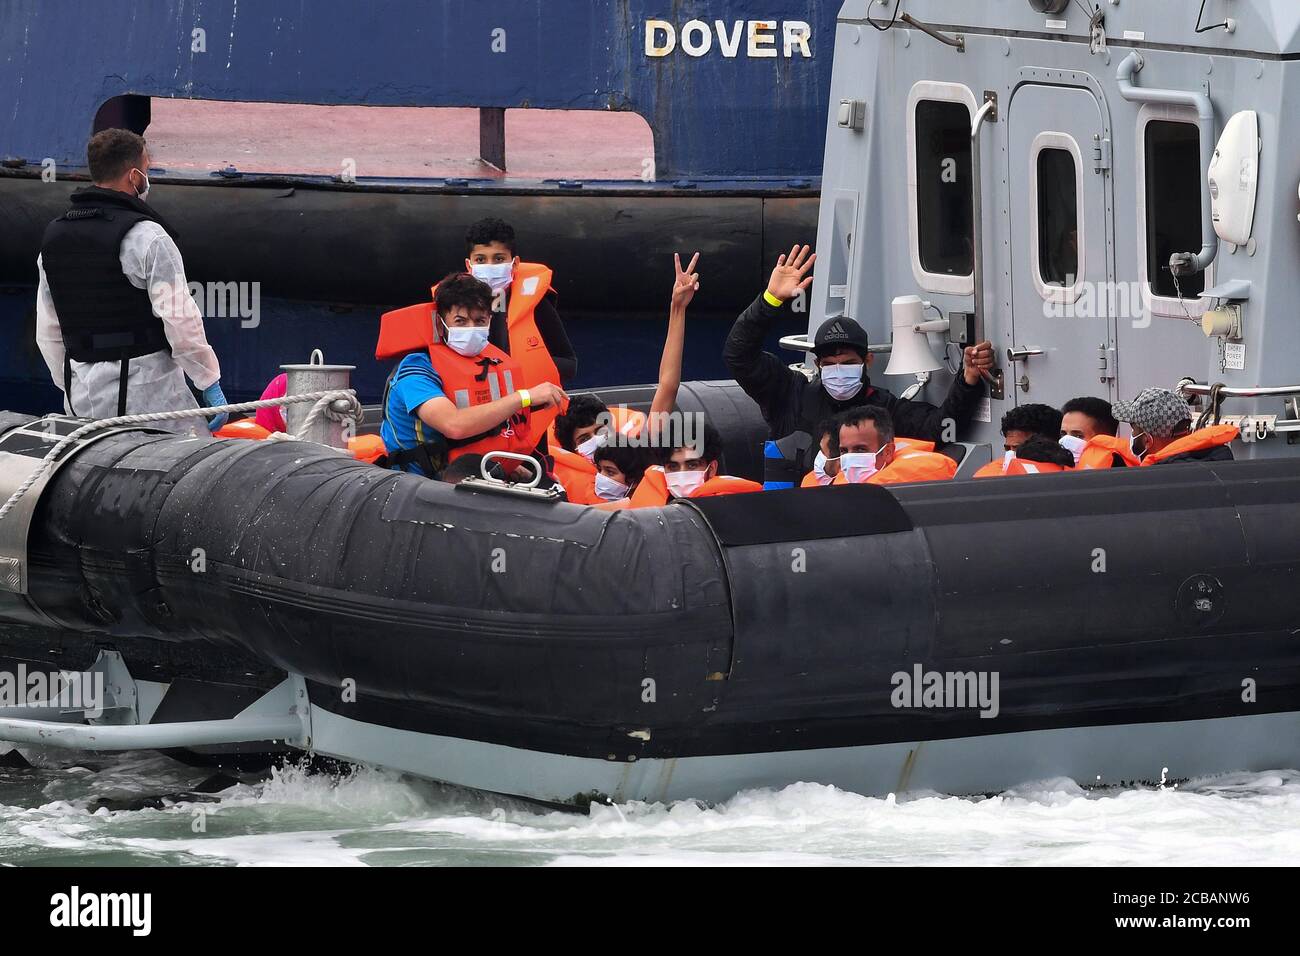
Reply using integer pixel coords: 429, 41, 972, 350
1178, 378, 1300, 399
1006, 347, 1044, 362
480, 451, 543, 488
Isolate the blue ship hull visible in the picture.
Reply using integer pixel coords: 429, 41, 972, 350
0, 0, 834, 406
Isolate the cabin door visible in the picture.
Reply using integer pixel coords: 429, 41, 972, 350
1007, 84, 1115, 404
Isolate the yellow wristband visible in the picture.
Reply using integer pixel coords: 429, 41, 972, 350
519, 388, 531, 409
763, 290, 785, 308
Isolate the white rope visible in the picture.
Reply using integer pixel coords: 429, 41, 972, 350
0, 389, 359, 523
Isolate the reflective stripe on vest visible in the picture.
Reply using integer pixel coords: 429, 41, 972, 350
1005, 458, 1068, 475
423, 341, 536, 464
973, 451, 1016, 478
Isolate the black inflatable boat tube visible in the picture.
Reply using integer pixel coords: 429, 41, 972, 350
7, 420, 1300, 768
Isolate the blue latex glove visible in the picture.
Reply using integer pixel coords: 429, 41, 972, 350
200, 381, 230, 432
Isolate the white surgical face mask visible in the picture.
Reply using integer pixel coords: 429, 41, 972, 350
132, 168, 150, 202
1059, 434, 1087, 465
442, 321, 489, 357
594, 472, 629, 501
1000, 449, 1016, 473
839, 451, 878, 483
470, 261, 514, 294
812, 451, 838, 485
821, 363, 865, 402
665, 469, 707, 498
575, 432, 606, 462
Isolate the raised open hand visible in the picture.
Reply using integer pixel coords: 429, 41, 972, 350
765, 243, 816, 302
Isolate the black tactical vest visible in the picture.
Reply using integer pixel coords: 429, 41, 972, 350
40, 187, 178, 413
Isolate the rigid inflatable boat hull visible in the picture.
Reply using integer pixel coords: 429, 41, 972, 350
1, 415, 1299, 803
304, 705, 1300, 806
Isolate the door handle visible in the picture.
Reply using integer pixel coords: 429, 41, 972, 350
1006, 346, 1044, 362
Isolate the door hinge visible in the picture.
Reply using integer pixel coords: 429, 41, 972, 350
1098, 343, 1116, 382
1092, 136, 1111, 173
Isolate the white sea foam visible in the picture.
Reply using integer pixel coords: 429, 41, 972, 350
2, 754, 1298, 866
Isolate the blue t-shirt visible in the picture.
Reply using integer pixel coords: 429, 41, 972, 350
381, 352, 446, 476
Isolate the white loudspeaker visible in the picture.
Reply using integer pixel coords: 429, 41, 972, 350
1209, 110, 1259, 245
884, 295, 943, 376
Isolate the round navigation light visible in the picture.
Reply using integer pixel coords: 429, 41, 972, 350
1028, 0, 1071, 13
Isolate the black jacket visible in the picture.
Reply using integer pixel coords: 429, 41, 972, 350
489, 288, 577, 383
1154, 443, 1234, 465
724, 293, 985, 473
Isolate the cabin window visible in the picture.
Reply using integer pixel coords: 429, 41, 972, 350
915, 102, 974, 276
1028, 131, 1084, 304
129, 99, 657, 181
1037, 150, 1077, 284
1143, 119, 1205, 299
906, 82, 978, 295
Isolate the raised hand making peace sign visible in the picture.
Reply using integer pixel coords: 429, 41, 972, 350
672, 252, 701, 309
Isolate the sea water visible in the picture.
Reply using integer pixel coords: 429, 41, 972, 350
1, 751, 1296, 866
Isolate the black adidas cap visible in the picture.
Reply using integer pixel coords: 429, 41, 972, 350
813, 315, 869, 356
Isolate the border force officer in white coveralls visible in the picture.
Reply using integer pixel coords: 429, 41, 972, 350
35, 128, 228, 435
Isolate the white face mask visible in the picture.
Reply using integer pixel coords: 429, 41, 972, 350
812, 451, 838, 485
839, 451, 878, 483
442, 321, 489, 357
132, 167, 150, 202
470, 261, 514, 294
594, 472, 629, 501
1000, 449, 1016, 473
575, 432, 606, 462
1059, 434, 1087, 465
665, 469, 707, 498
821, 363, 865, 402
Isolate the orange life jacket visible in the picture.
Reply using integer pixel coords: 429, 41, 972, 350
376, 301, 437, 360
427, 263, 562, 436
213, 417, 390, 466
609, 406, 648, 439
214, 419, 272, 441
546, 404, 647, 451
801, 470, 830, 488
692, 475, 765, 497
348, 433, 388, 464
869, 450, 957, 485
1004, 458, 1069, 475
830, 439, 954, 486
423, 342, 535, 464
831, 449, 956, 485
376, 301, 535, 471
973, 451, 1016, 478
1143, 424, 1239, 465
625, 466, 762, 508
1076, 434, 1141, 469
551, 446, 600, 504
